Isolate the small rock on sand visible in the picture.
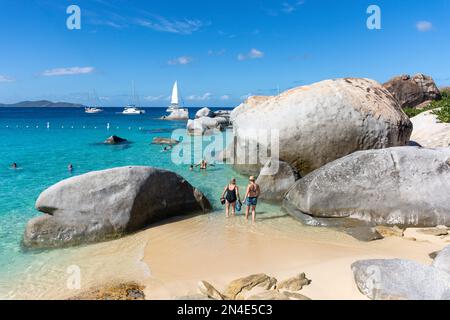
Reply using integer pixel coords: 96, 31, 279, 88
375, 226, 404, 238
225, 274, 277, 300
69, 282, 145, 300
198, 280, 225, 300
277, 273, 311, 291
417, 226, 449, 237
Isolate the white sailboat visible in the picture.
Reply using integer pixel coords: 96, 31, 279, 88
163, 81, 188, 120
85, 90, 103, 114
166, 81, 182, 112
123, 81, 145, 115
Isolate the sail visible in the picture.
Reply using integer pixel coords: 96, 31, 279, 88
171, 81, 179, 105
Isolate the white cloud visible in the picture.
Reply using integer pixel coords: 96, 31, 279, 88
136, 17, 205, 35
220, 95, 230, 100
416, 21, 433, 32
238, 48, 264, 61
144, 95, 165, 101
187, 92, 213, 101
0, 75, 14, 83
281, 1, 305, 14
167, 56, 193, 65
41, 67, 95, 77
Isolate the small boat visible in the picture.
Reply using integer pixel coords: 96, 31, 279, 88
123, 81, 145, 115
122, 105, 145, 115
85, 90, 103, 113
85, 107, 103, 114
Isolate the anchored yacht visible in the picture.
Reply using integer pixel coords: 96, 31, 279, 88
122, 105, 145, 115
85, 107, 103, 114
122, 81, 145, 115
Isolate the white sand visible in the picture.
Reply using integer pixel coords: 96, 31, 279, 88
140, 213, 446, 300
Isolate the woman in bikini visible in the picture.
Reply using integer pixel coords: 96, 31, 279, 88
221, 178, 240, 218
244, 176, 260, 223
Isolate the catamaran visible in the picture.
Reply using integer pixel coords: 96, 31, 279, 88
166, 81, 188, 113
122, 81, 145, 115
123, 105, 145, 114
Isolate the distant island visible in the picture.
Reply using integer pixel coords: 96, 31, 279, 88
0, 100, 85, 108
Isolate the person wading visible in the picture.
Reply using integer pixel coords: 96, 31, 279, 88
221, 178, 241, 218
244, 176, 260, 223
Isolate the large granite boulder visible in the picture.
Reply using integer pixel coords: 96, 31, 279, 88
283, 147, 450, 227
432, 245, 450, 274
187, 116, 229, 135
256, 159, 300, 201
231, 78, 412, 176
230, 96, 273, 123
23, 166, 211, 248
195, 107, 214, 119
351, 259, 450, 300
383, 74, 441, 109
410, 110, 450, 148
162, 109, 189, 120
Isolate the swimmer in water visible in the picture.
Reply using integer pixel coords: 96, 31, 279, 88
11, 163, 17, 169
68, 164, 73, 172
195, 159, 215, 170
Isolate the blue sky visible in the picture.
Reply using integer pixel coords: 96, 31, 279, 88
0, 0, 449, 107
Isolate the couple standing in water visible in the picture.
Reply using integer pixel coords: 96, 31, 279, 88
221, 176, 260, 223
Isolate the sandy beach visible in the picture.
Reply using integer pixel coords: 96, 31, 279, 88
139, 212, 446, 300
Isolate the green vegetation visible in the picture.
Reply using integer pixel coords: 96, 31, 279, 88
404, 89, 450, 123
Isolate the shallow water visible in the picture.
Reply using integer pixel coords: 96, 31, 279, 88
0, 107, 252, 298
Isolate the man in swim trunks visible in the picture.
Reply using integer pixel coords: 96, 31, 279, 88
244, 176, 260, 223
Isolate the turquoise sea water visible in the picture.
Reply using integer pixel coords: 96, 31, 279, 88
0, 107, 250, 298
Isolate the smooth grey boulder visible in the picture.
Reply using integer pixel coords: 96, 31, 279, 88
411, 110, 450, 148
187, 116, 229, 135
432, 245, 450, 274
151, 137, 179, 145
351, 259, 450, 300
231, 78, 412, 176
195, 107, 214, 119
283, 147, 450, 227
256, 159, 300, 201
23, 166, 211, 248
383, 74, 441, 109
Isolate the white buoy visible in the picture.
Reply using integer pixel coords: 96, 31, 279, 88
46, 122, 50, 129
107, 123, 110, 130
